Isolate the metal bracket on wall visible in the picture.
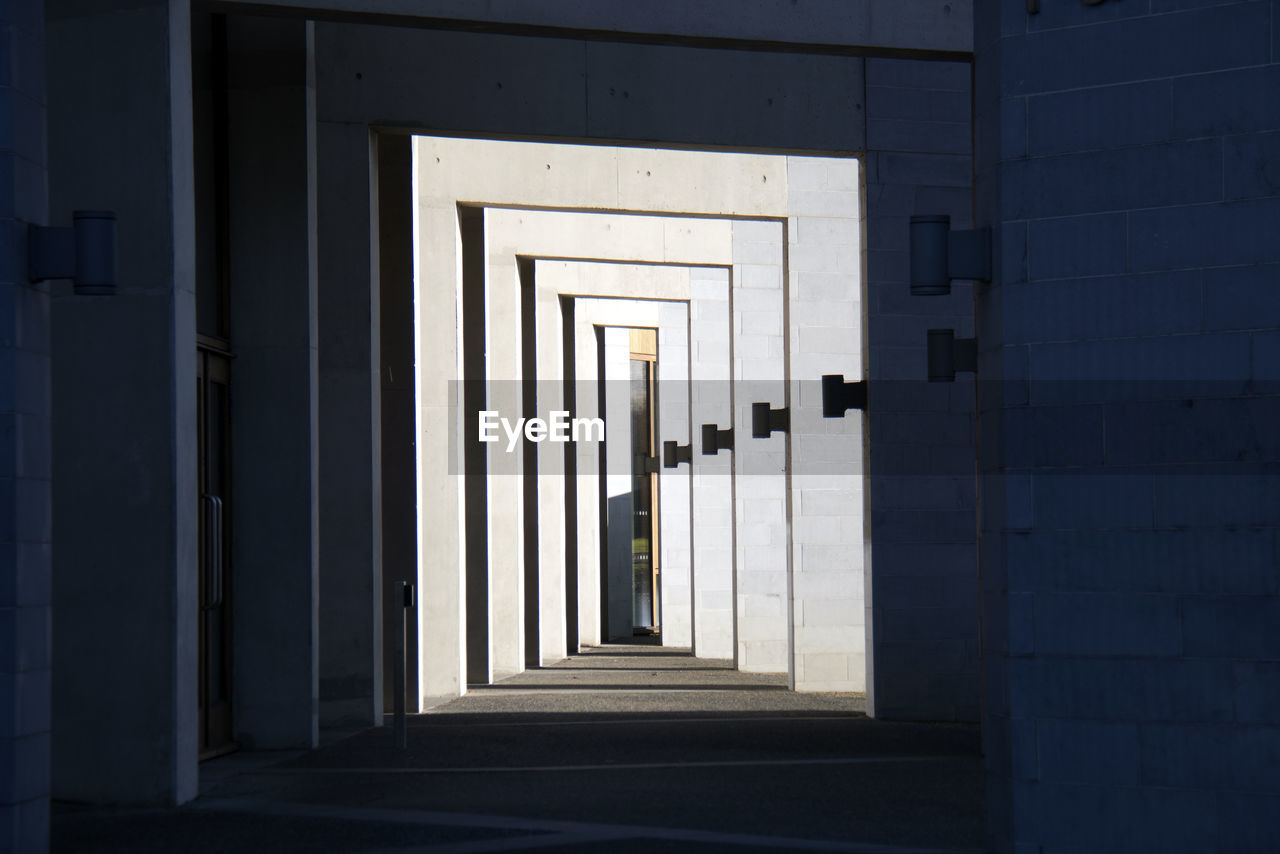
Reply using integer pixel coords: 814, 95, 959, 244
662, 440, 692, 468
700, 424, 734, 455
635, 454, 660, 474
821, 375, 868, 417
751, 402, 790, 438
927, 329, 978, 383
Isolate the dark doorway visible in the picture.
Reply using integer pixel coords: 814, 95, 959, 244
197, 344, 235, 758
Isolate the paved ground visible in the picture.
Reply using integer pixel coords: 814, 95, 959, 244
53, 645, 985, 853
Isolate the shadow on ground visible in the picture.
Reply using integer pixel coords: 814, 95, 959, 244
54, 645, 984, 853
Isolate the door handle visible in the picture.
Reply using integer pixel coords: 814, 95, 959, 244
201, 494, 224, 609
212, 495, 224, 608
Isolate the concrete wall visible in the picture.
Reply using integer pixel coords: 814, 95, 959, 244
225, 0, 972, 55
687, 267, 736, 661
786, 158, 866, 692
1, 3, 52, 848
729, 220, 790, 674
977, 3, 1280, 851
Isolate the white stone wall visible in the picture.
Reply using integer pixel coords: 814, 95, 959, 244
785, 156, 865, 692
688, 267, 735, 660
730, 219, 790, 674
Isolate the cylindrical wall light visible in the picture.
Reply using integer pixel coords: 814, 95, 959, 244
909, 215, 951, 296
909, 214, 992, 297
72, 211, 117, 295
28, 210, 118, 295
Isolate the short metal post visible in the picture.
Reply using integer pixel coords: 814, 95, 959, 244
393, 581, 413, 749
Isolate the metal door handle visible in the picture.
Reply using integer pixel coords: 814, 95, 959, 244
211, 495, 224, 608
202, 494, 224, 609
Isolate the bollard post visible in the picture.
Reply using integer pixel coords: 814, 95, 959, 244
393, 581, 414, 748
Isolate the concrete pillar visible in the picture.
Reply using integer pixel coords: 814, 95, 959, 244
378, 134, 419, 712
408, 154, 464, 703
481, 219, 525, 678
315, 118, 381, 725
785, 156, 866, 693
862, 56, 978, 720
224, 15, 319, 748
688, 267, 735, 660
1, 3, 51, 846
571, 308, 603, 647
656, 303, 693, 648
533, 280, 567, 662
458, 205, 490, 686
731, 220, 789, 675
47, 0, 199, 804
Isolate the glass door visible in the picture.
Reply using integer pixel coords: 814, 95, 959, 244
629, 329, 660, 634
198, 342, 235, 758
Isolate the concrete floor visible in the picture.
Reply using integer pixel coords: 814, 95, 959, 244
52, 645, 984, 853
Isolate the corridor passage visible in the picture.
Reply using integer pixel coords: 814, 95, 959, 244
53, 647, 984, 853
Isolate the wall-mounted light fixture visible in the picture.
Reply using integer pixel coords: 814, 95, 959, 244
28, 211, 118, 295
909, 215, 991, 296
821, 375, 868, 418
635, 453, 660, 474
927, 329, 978, 382
701, 424, 734, 455
751, 402, 789, 438
662, 440, 692, 468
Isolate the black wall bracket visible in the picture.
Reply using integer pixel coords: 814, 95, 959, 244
662, 440, 692, 468
28, 210, 118, 295
909, 215, 991, 296
701, 423, 734, 455
821, 375, 868, 417
927, 329, 978, 382
635, 453, 660, 474
751, 402, 789, 438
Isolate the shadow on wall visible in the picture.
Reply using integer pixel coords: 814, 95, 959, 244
606, 493, 633, 640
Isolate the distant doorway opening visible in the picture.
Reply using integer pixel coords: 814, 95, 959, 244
629, 329, 660, 636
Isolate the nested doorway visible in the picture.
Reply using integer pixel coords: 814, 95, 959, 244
629, 328, 660, 635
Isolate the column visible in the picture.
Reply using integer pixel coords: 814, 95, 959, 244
225, 15, 319, 748
47, 0, 199, 804
316, 117, 381, 725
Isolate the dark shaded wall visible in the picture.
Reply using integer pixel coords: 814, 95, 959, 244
976, 3, 1280, 851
